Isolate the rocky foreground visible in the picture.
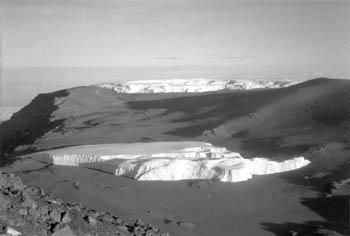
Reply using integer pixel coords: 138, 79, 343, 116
0, 171, 167, 236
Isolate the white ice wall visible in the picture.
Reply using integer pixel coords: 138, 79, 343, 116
114, 156, 310, 182
98, 79, 299, 94
51, 154, 100, 166
48, 142, 310, 183
248, 157, 310, 175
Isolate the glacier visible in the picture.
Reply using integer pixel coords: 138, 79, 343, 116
42, 142, 310, 183
97, 79, 300, 94
114, 156, 309, 182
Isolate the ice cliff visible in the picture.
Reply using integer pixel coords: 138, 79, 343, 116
114, 156, 309, 182
51, 154, 100, 166
98, 79, 299, 93
45, 142, 310, 183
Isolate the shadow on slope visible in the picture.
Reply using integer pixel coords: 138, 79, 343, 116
127, 78, 350, 158
262, 192, 350, 236
261, 146, 350, 235
0, 90, 69, 165
128, 87, 290, 137
227, 78, 350, 158
127, 78, 347, 136
262, 188, 350, 236
239, 137, 312, 158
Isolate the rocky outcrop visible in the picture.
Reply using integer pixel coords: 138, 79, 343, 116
45, 142, 310, 183
326, 178, 350, 197
98, 79, 299, 93
0, 171, 167, 236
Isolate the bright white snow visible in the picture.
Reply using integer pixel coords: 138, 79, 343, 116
114, 155, 309, 182
42, 141, 310, 183
98, 79, 299, 94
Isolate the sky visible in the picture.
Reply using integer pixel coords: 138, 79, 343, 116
0, 0, 350, 106
1, 0, 349, 68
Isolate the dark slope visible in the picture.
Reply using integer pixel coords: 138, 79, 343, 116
0, 90, 69, 163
